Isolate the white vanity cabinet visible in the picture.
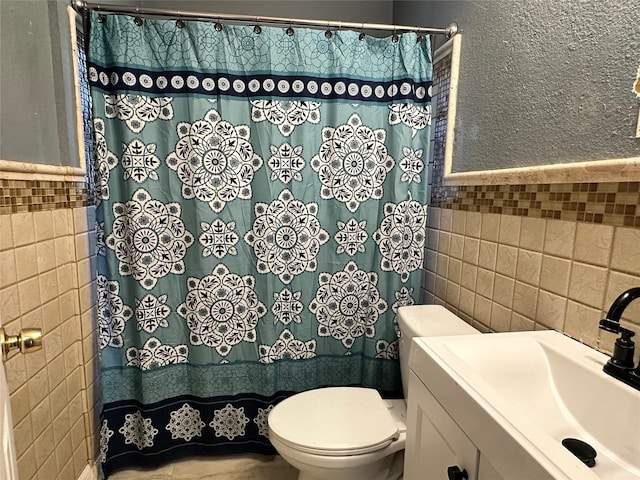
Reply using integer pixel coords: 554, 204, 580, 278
404, 335, 584, 480
405, 371, 506, 480
477, 455, 504, 480
405, 371, 477, 480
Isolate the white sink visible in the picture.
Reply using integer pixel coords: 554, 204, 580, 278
411, 330, 640, 479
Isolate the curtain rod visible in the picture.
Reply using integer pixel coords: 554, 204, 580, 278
70, 0, 459, 38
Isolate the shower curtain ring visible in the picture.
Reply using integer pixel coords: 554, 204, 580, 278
176, 18, 185, 29
325, 21, 332, 39
133, 6, 143, 26
392, 30, 399, 43
358, 23, 365, 41
254, 17, 262, 34
214, 16, 223, 31
286, 20, 294, 36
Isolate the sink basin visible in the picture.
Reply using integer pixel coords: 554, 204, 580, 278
411, 330, 640, 480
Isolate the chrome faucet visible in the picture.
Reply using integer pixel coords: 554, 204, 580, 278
598, 287, 640, 391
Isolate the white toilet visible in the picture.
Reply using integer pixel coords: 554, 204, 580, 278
268, 305, 480, 480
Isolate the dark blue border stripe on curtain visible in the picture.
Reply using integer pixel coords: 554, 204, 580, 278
87, 63, 433, 104
101, 392, 293, 478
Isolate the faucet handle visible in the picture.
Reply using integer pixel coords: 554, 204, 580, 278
599, 318, 636, 370
610, 328, 636, 370
599, 318, 636, 337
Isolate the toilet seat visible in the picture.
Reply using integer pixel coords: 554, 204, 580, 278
268, 387, 399, 456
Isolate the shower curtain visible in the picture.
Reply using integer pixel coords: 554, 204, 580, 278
88, 11, 432, 477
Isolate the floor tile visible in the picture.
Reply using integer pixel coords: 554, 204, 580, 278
109, 454, 298, 479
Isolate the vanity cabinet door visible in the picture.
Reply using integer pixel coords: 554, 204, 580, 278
477, 454, 505, 480
405, 371, 479, 480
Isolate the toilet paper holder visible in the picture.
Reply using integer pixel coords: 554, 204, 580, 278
0, 327, 42, 361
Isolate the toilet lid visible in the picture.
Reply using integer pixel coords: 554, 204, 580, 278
268, 387, 399, 456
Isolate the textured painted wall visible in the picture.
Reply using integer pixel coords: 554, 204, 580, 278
99, 0, 394, 29
0, 0, 393, 168
1, 1, 65, 165
394, 0, 640, 172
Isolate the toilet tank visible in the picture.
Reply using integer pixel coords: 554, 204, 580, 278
397, 305, 479, 398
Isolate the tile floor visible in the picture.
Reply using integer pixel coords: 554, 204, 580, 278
108, 454, 298, 479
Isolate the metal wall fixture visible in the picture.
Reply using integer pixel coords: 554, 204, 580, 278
70, 0, 459, 39
1, 328, 42, 361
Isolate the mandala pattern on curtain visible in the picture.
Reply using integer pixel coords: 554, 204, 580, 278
89, 12, 432, 477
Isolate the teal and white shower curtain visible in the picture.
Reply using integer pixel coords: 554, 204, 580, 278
89, 12, 432, 477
